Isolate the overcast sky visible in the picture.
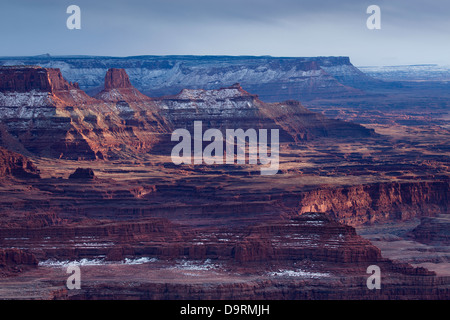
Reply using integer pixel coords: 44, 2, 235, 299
1, 0, 449, 66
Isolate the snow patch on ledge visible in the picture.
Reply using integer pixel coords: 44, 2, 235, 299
268, 269, 330, 278
0, 90, 52, 107
169, 259, 220, 271
177, 88, 244, 100
38, 257, 157, 268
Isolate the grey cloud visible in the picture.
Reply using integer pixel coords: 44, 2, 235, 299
0, 0, 449, 65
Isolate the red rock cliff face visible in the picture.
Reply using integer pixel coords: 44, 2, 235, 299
104, 68, 133, 89
94, 68, 173, 153
0, 249, 38, 275
298, 181, 450, 226
0, 147, 40, 179
96, 68, 156, 103
0, 213, 381, 264
154, 82, 374, 151
410, 215, 450, 245
0, 66, 87, 103
233, 212, 383, 263
46, 68, 98, 106
0, 66, 52, 92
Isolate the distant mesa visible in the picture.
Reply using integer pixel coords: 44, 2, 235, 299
0, 55, 382, 101
69, 168, 96, 180
34, 53, 51, 58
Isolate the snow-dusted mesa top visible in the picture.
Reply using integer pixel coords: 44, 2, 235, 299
177, 87, 245, 101
0, 90, 56, 120
0, 90, 52, 107
175, 83, 254, 100
157, 84, 257, 113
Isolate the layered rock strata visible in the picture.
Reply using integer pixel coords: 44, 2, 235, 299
0, 66, 374, 159
0, 146, 40, 179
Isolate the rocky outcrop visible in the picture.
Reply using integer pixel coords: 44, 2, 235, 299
409, 215, 450, 245
2, 211, 442, 300
0, 146, 40, 179
259, 99, 375, 141
67, 275, 448, 300
0, 249, 38, 275
96, 68, 152, 102
0, 212, 407, 264
69, 168, 96, 180
298, 181, 450, 226
0, 66, 53, 92
156, 83, 284, 141
233, 212, 382, 263
104, 68, 132, 90
0, 66, 95, 105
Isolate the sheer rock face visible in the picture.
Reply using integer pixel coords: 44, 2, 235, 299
104, 68, 133, 90
298, 181, 450, 226
232, 212, 383, 263
0, 212, 405, 264
0, 212, 384, 263
0, 146, 40, 179
0, 66, 95, 105
94, 68, 173, 153
96, 68, 156, 103
410, 215, 450, 245
155, 83, 284, 142
0, 249, 38, 275
68, 168, 96, 180
0, 66, 53, 92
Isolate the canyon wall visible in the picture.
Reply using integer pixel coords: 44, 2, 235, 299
0, 146, 40, 179
296, 181, 449, 226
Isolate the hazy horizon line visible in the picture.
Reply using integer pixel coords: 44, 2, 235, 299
0, 54, 446, 68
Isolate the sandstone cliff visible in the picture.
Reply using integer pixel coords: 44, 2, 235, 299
297, 181, 450, 226
0, 146, 40, 179
410, 215, 450, 245
0, 249, 38, 276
